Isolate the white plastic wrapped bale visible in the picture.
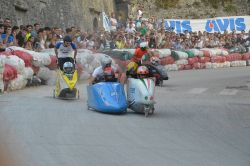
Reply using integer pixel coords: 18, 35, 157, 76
22, 67, 34, 79
7, 47, 51, 66
8, 74, 27, 91
230, 61, 247, 67
78, 49, 93, 54
0, 79, 3, 92
211, 63, 218, 69
175, 51, 189, 59
221, 49, 229, 56
157, 49, 171, 58
30, 51, 46, 67
37, 52, 52, 66
175, 59, 188, 65
37, 67, 53, 81
0, 56, 4, 92
5, 55, 25, 74
0, 55, 5, 74
201, 48, 216, 57
76, 51, 96, 74
223, 62, 231, 68
246, 60, 250, 66
41, 48, 55, 55
7, 46, 26, 51
213, 48, 223, 56
113, 49, 135, 55
188, 49, 204, 57
212, 48, 229, 56
205, 62, 212, 69
79, 72, 90, 81
76, 50, 95, 65
46, 70, 57, 86
164, 64, 178, 71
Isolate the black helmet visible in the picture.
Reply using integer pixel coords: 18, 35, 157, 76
63, 35, 72, 43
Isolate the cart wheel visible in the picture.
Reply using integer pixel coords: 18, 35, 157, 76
77, 90, 80, 99
53, 89, 55, 98
144, 106, 150, 117
151, 107, 155, 114
87, 103, 90, 110
160, 80, 163, 87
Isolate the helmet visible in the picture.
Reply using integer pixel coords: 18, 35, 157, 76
140, 42, 148, 51
63, 62, 74, 73
127, 61, 138, 73
150, 56, 160, 65
137, 66, 149, 75
63, 35, 72, 43
101, 55, 112, 68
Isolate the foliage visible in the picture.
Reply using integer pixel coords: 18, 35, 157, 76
193, 1, 201, 7
224, 4, 237, 13
154, 0, 179, 9
202, 0, 233, 9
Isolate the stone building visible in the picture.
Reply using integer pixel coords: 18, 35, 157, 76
0, 0, 130, 31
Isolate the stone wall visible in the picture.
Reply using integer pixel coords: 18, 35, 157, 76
128, 0, 250, 19
0, 0, 116, 31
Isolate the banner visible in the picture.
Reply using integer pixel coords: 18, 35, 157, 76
102, 12, 111, 32
163, 16, 250, 33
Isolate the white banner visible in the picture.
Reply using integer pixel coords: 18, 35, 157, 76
163, 16, 250, 33
102, 12, 111, 32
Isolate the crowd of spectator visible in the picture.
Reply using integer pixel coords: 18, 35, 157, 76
1, 9, 250, 53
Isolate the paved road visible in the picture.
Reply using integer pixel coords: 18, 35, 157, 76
1, 67, 250, 166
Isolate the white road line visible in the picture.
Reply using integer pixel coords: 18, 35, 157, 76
188, 88, 208, 94
219, 89, 238, 95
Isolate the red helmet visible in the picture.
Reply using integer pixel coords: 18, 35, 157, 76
137, 66, 149, 75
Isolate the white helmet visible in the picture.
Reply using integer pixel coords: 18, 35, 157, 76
101, 55, 112, 68
63, 62, 74, 73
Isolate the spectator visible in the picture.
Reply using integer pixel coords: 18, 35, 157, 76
47, 33, 58, 48
0, 24, 4, 50
172, 37, 183, 50
44, 26, 51, 42
11, 26, 20, 46
147, 18, 154, 30
125, 22, 136, 34
140, 22, 148, 36
115, 35, 125, 49
34, 28, 46, 51
16, 27, 27, 47
116, 14, 124, 30
157, 28, 165, 48
135, 17, 142, 29
86, 35, 95, 50
53, 27, 63, 42
136, 8, 143, 20
110, 12, 117, 32
31, 23, 40, 38
25, 25, 33, 42
2, 25, 14, 46
0, 17, 3, 24
148, 33, 157, 48
3, 18, 11, 28
24, 36, 35, 50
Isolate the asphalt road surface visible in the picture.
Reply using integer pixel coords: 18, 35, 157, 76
0, 67, 250, 166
